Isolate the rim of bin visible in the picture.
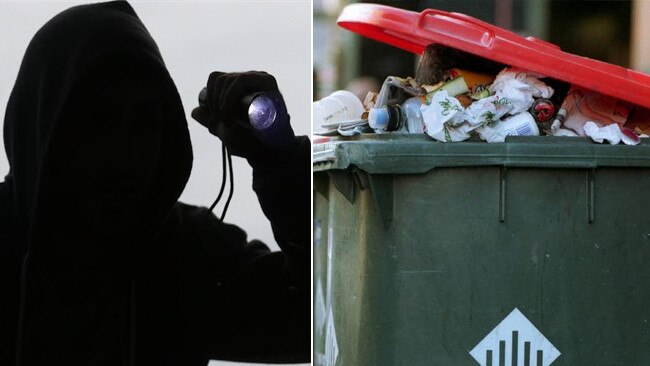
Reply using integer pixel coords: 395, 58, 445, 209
313, 135, 650, 174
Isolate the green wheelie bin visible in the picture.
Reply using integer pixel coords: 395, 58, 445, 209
314, 4, 650, 366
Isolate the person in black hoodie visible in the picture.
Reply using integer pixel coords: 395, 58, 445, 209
0, 2, 310, 365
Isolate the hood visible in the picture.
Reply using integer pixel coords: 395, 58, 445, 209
1, 0, 193, 259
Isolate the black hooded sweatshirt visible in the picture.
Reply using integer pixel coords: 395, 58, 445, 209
0, 2, 310, 365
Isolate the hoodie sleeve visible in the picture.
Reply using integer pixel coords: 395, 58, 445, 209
248, 135, 311, 289
173, 135, 310, 363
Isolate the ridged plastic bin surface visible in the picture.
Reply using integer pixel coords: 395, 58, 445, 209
313, 135, 650, 365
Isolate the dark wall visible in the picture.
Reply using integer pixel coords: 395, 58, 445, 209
357, 1, 419, 83
549, 1, 631, 67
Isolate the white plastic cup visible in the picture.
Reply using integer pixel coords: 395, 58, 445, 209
493, 112, 539, 137
478, 112, 540, 143
313, 90, 365, 130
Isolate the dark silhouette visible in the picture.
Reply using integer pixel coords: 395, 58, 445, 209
0, 2, 310, 365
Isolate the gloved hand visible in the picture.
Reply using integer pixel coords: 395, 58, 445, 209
191, 71, 280, 160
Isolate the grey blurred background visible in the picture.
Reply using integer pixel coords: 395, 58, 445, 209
0, 1, 311, 366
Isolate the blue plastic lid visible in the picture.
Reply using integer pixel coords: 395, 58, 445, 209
369, 107, 390, 130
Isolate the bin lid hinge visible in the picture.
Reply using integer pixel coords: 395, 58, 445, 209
366, 173, 394, 230
328, 169, 356, 204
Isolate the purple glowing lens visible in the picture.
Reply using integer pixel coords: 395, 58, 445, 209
248, 94, 277, 130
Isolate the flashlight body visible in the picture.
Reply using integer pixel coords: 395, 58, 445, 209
199, 88, 295, 150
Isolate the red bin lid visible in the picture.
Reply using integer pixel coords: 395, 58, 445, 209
337, 4, 650, 109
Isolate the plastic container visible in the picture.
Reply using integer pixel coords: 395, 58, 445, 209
479, 112, 540, 143
314, 4, 650, 366
368, 97, 426, 133
313, 90, 366, 130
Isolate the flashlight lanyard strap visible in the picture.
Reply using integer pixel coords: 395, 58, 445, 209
203, 143, 234, 224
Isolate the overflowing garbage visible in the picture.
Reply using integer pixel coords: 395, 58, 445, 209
314, 44, 648, 145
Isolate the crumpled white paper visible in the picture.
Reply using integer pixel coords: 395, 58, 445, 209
421, 90, 475, 142
583, 121, 640, 145
553, 128, 579, 137
553, 86, 632, 136
418, 69, 555, 143
490, 68, 554, 115
463, 95, 513, 126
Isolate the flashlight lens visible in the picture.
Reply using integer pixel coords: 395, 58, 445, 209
248, 95, 277, 130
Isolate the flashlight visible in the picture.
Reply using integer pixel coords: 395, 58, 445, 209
199, 87, 295, 150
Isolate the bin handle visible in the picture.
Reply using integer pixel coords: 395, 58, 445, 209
417, 9, 490, 28
417, 9, 495, 46
525, 36, 561, 51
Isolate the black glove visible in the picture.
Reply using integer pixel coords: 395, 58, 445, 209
191, 71, 280, 160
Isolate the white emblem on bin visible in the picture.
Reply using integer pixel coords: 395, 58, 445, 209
325, 307, 339, 365
469, 308, 560, 366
